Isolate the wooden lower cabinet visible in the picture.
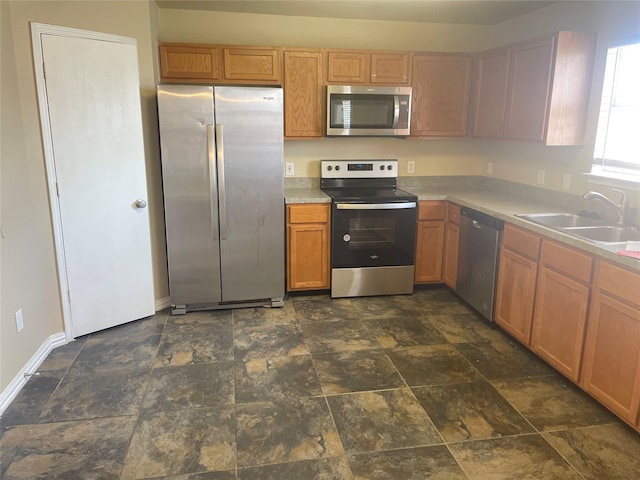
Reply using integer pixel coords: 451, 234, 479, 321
530, 241, 593, 383
582, 261, 640, 428
286, 204, 330, 291
414, 201, 445, 284
494, 224, 540, 345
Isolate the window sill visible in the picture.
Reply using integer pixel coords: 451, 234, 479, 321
584, 169, 640, 189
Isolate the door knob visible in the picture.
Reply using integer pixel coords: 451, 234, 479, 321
135, 199, 147, 209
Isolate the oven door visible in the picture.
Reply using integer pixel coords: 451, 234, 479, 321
332, 201, 417, 268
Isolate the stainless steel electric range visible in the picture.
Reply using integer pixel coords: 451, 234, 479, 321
320, 159, 418, 298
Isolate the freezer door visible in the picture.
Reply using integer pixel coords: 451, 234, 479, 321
157, 85, 222, 305
214, 86, 285, 301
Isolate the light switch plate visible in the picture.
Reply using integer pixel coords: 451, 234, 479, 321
562, 173, 571, 190
487, 162, 493, 175
407, 161, 415, 174
537, 169, 545, 185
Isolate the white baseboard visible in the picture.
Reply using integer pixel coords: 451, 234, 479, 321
155, 296, 171, 311
0, 332, 67, 414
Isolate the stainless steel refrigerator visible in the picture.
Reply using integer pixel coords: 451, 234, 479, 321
157, 85, 285, 314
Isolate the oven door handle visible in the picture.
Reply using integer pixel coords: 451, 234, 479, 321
336, 202, 417, 210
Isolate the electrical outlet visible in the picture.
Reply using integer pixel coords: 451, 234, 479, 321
562, 173, 571, 190
15, 308, 24, 333
407, 161, 415, 174
487, 162, 493, 175
537, 169, 545, 185
285, 162, 294, 176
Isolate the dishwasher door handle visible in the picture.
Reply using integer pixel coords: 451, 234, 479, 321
472, 220, 483, 229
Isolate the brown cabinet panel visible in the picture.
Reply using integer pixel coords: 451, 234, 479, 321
411, 53, 472, 137
495, 246, 538, 345
327, 51, 368, 83
531, 265, 590, 382
415, 220, 444, 283
223, 47, 281, 82
286, 204, 330, 291
284, 49, 324, 138
504, 35, 555, 141
417, 201, 446, 221
160, 44, 223, 80
446, 203, 461, 225
443, 222, 459, 289
540, 240, 593, 284
370, 53, 411, 85
582, 261, 640, 428
287, 203, 330, 224
583, 289, 640, 425
473, 46, 510, 138
503, 224, 541, 260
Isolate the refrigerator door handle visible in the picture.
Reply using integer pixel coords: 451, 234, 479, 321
207, 125, 219, 241
216, 124, 228, 240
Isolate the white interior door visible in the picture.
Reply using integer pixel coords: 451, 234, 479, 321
32, 24, 155, 338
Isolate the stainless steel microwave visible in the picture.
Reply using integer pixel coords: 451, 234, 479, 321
326, 85, 412, 137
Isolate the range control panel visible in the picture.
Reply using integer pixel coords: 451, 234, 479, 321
320, 159, 398, 179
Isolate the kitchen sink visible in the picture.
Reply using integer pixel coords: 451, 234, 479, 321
562, 226, 640, 244
515, 213, 606, 228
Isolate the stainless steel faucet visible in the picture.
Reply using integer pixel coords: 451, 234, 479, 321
582, 189, 628, 225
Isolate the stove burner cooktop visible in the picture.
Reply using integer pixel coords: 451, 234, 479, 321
319, 159, 417, 203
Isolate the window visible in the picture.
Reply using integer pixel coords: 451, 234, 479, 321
592, 41, 640, 179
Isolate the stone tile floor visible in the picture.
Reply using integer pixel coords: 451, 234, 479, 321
2, 286, 640, 479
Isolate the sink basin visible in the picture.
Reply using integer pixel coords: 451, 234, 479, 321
562, 226, 640, 244
516, 213, 606, 228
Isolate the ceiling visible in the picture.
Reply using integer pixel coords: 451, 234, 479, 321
155, 0, 557, 26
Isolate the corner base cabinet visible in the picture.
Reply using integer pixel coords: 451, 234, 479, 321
582, 261, 640, 428
286, 204, 330, 291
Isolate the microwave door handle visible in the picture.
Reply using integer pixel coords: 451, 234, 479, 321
392, 95, 400, 128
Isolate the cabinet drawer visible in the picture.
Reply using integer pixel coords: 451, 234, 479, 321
418, 201, 446, 221
447, 203, 461, 224
594, 261, 640, 308
503, 224, 541, 260
287, 204, 330, 224
540, 240, 593, 284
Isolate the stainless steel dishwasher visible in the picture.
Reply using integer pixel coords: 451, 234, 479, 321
456, 207, 504, 321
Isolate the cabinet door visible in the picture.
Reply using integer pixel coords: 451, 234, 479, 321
531, 265, 590, 382
583, 291, 640, 425
472, 47, 510, 138
327, 51, 368, 83
287, 223, 330, 291
495, 247, 538, 345
504, 35, 555, 141
160, 44, 223, 81
370, 53, 411, 85
223, 47, 281, 82
414, 221, 444, 283
284, 50, 324, 138
443, 222, 459, 289
411, 54, 472, 136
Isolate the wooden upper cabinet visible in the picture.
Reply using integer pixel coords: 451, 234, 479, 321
326, 50, 411, 85
223, 47, 281, 82
504, 35, 555, 142
159, 43, 282, 84
472, 46, 510, 138
160, 44, 223, 80
475, 31, 595, 145
327, 51, 368, 83
410, 53, 472, 137
370, 53, 411, 84
283, 49, 324, 138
